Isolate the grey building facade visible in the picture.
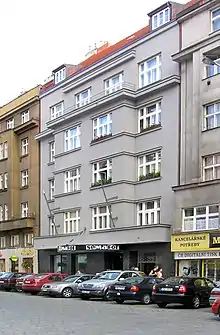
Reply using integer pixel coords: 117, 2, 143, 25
34, 1, 186, 276
171, 0, 220, 281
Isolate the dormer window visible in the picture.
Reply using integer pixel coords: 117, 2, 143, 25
152, 7, 170, 30
54, 67, 66, 84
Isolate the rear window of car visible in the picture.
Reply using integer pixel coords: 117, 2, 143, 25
123, 277, 144, 285
0, 273, 13, 278
161, 277, 191, 285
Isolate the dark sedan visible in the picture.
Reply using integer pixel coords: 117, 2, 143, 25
108, 276, 163, 304
152, 276, 216, 309
0, 272, 26, 291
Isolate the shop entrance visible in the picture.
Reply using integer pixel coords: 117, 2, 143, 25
104, 252, 123, 270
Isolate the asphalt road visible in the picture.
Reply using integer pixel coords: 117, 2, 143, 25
0, 291, 219, 334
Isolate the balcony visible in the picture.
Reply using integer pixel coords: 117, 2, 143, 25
0, 213, 35, 232
14, 118, 39, 135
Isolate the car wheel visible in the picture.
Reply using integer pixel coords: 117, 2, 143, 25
142, 293, 151, 305
192, 295, 200, 309
4, 288, 11, 292
62, 287, 73, 298
115, 299, 124, 304
157, 303, 167, 308
30, 292, 38, 295
103, 290, 110, 301
81, 295, 90, 300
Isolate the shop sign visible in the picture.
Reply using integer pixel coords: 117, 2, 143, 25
174, 251, 220, 260
209, 233, 220, 248
10, 255, 18, 262
57, 245, 76, 252
171, 233, 209, 252
85, 244, 120, 251
21, 249, 34, 256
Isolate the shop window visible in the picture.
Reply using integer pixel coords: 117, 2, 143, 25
178, 260, 200, 277
76, 254, 87, 273
204, 259, 220, 282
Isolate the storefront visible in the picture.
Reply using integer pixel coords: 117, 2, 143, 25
171, 232, 220, 281
0, 248, 37, 273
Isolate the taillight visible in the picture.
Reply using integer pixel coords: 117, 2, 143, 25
178, 285, 186, 293
130, 285, 139, 292
152, 285, 156, 292
212, 291, 220, 296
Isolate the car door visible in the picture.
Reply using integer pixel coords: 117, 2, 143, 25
193, 278, 209, 304
205, 279, 216, 302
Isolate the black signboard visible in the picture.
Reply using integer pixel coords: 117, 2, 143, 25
57, 244, 120, 253
57, 245, 76, 252
209, 233, 220, 248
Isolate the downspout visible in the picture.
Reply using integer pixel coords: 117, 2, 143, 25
177, 22, 182, 186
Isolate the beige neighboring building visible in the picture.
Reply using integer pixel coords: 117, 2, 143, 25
0, 86, 40, 273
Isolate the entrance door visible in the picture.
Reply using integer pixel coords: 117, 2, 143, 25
139, 263, 155, 275
104, 252, 123, 270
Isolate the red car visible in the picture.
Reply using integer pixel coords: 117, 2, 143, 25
0, 272, 27, 291
22, 273, 69, 295
15, 274, 35, 292
212, 297, 220, 317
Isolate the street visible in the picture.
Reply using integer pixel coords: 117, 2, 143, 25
0, 292, 219, 334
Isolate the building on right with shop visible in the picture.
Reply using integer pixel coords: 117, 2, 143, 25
171, 0, 220, 281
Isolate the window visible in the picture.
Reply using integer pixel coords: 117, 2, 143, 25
21, 138, 28, 156
0, 142, 8, 159
49, 141, 55, 162
204, 103, 220, 130
64, 210, 80, 233
49, 179, 55, 199
105, 73, 123, 94
139, 55, 161, 88
93, 113, 112, 139
138, 151, 161, 179
92, 159, 112, 184
0, 206, 3, 221
21, 202, 28, 218
0, 175, 3, 190
21, 110, 29, 124
4, 173, 8, 189
203, 153, 220, 181
4, 205, 8, 221
206, 58, 220, 77
24, 233, 33, 247
152, 7, 170, 30
54, 68, 66, 84
21, 170, 29, 187
92, 206, 110, 230
64, 168, 80, 193
6, 118, 14, 129
212, 8, 220, 32
49, 218, 56, 236
0, 237, 6, 248
76, 89, 91, 108
183, 205, 219, 232
64, 126, 81, 151
0, 174, 7, 190
138, 102, 161, 132
50, 102, 64, 120
10, 235, 20, 247
137, 199, 160, 225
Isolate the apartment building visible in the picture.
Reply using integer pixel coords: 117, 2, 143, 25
34, 1, 187, 276
171, 0, 220, 281
0, 86, 40, 273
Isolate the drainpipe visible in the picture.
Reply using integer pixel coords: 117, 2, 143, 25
177, 22, 182, 186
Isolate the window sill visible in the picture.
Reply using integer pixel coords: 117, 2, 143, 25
54, 190, 81, 198
136, 176, 161, 184
47, 161, 55, 166
202, 73, 220, 81
0, 188, 7, 193
20, 154, 29, 159
90, 134, 113, 145
202, 126, 220, 133
0, 158, 8, 162
55, 147, 81, 158
47, 199, 55, 203
89, 223, 170, 234
137, 125, 162, 136
20, 185, 29, 190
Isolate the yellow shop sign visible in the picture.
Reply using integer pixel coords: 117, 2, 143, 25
21, 249, 34, 256
171, 233, 209, 252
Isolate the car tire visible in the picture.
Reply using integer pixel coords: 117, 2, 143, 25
192, 295, 200, 309
157, 303, 167, 308
142, 293, 151, 305
103, 290, 110, 301
81, 295, 90, 300
4, 288, 11, 292
30, 292, 38, 295
115, 299, 124, 304
62, 287, 73, 298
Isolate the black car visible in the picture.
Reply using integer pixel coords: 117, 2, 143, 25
108, 276, 163, 305
152, 276, 216, 309
0, 272, 26, 291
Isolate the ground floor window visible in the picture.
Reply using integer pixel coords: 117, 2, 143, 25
178, 260, 200, 277
0, 259, 5, 272
204, 259, 220, 281
76, 254, 87, 273
52, 255, 68, 273
22, 258, 33, 273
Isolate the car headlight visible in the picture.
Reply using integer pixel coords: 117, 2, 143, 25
50, 285, 57, 288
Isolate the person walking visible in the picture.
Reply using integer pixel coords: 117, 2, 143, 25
149, 265, 159, 277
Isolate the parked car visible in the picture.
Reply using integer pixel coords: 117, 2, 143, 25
108, 276, 163, 305
209, 286, 220, 306
211, 297, 220, 317
0, 272, 27, 291
152, 276, 216, 309
41, 274, 94, 298
15, 274, 35, 292
22, 273, 69, 295
78, 270, 146, 300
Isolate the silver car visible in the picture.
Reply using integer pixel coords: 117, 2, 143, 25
41, 274, 94, 298
78, 270, 145, 300
209, 286, 220, 306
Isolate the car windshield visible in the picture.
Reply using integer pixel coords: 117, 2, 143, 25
122, 277, 144, 285
98, 272, 121, 280
0, 273, 12, 278
63, 276, 80, 282
161, 277, 190, 285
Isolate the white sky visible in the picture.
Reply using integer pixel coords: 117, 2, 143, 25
0, 0, 187, 106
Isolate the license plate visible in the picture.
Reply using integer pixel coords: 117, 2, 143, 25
42, 288, 47, 292
117, 292, 121, 296
160, 287, 173, 292
25, 281, 30, 284
0, 281, 4, 283
82, 290, 90, 294
115, 286, 125, 290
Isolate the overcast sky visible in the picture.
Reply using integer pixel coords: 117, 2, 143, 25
0, 0, 187, 106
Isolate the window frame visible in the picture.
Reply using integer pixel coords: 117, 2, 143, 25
64, 210, 80, 234
21, 110, 29, 124
0, 236, 6, 248
152, 7, 170, 30
50, 101, 64, 120
139, 54, 162, 88
21, 138, 29, 156
104, 73, 123, 95
4, 204, 8, 221
204, 102, 220, 130
138, 151, 161, 179
64, 168, 80, 193
54, 68, 66, 84
49, 179, 55, 200
49, 141, 55, 163
21, 202, 28, 218
0, 142, 8, 160
182, 205, 220, 232
10, 235, 20, 247
64, 126, 81, 152
4, 173, 8, 189
203, 153, 220, 181
211, 8, 220, 32
92, 206, 111, 230
0, 205, 3, 221
138, 101, 161, 132
6, 118, 14, 129
92, 159, 112, 184
137, 199, 161, 226
24, 233, 33, 247
21, 170, 29, 187
205, 58, 220, 77
75, 88, 91, 108
93, 113, 112, 139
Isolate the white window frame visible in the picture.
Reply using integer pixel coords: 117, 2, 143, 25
64, 210, 80, 234
54, 68, 66, 84
21, 170, 29, 187
206, 58, 220, 77
10, 235, 20, 247
182, 205, 220, 232
49, 179, 55, 200
0, 175, 4, 190
21, 202, 28, 218
4, 173, 8, 189
49, 141, 55, 162
75, 88, 91, 108
21, 110, 29, 124
21, 138, 28, 156
49, 218, 56, 236
93, 113, 112, 139
152, 7, 170, 30
204, 102, 220, 130
0, 236, 6, 248
50, 101, 64, 120
104, 73, 123, 95
139, 55, 161, 88
138, 102, 161, 132
24, 233, 33, 247
92, 159, 112, 184
211, 8, 220, 32
64, 168, 80, 193
6, 118, 14, 129
0, 206, 3, 221
137, 199, 161, 226
0, 142, 8, 160
92, 206, 111, 230
203, 153, 220, 181
138, 151, 161, 179
64, 126, 81, 152
4, 204, 8, 221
